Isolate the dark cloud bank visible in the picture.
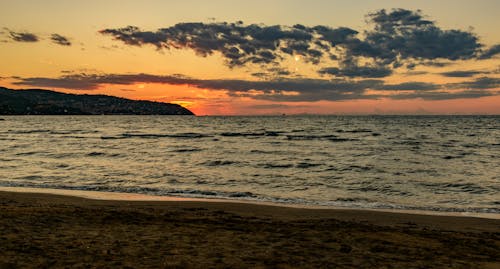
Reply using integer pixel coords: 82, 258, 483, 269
100, 8, 500, 78
13, 73, 499, 102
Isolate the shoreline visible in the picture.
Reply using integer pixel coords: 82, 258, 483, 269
1, 186, 499, 220
1, 187, 499, 232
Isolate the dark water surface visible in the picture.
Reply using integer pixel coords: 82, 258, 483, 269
0, 115, 498, 213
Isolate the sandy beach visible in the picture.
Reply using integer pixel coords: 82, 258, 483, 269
0, 190, 498, 268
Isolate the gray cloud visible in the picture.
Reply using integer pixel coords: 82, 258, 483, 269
51, 34, 71, 46
251, 67, 291, 78
100, 23, 320, 68
479, 44, 500, 59
246, 104, 304, 110
9, 31, 39, 42
12, 73, 197, 90
11, 72, 499, 102
318, 63, 392, 78
419, 61, 454, 68
363, 9, 480, 62
389, 90, 496, 100
449, 77, 500, 90
374, 82, 440, 91
99, 9, 488, 78
440, 70, 484, 77
404, 71, 428, 76
11, 72, 380, 101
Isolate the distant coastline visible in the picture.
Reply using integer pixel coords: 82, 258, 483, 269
0, 87, 194, 115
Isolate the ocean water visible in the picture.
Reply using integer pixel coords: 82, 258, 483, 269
0, 115, 499, 214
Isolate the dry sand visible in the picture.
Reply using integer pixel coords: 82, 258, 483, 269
0, 190, 499, 268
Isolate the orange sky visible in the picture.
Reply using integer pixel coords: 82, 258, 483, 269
0, 0, 499, 115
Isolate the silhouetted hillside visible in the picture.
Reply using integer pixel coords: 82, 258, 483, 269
0, 87, 194, 115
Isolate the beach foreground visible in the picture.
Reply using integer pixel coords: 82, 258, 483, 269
0, 191, 499, 268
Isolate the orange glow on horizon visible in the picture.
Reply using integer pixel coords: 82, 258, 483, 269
2, 79, 500, 115
0, 2, 499, 115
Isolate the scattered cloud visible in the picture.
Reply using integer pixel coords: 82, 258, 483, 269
419, 61, 454, 67
479, 44, 500, 59
3, 30, 73, 46
9, 31, 39, 42
403, 71, 428, 76
364, 9, 480, 62
99, 23, 319, 67
99, 9, 491, 78
374, 82, 440, 91
50, 34, 71, 46
448, 77, 500, 89
4, 8, 497, 86
251, 67, 291, 78
318, 63, 392, 78
5, 8, 499, 104
440, 70, 485, 77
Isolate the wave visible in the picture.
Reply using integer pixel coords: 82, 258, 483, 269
170, 148, 203, 153
220, 131, 283, 137
87, 151, 105, 156
257, 162, 323, 169
286, 134, 340, 140
201, 160, 238, 166
15, 151, 43, 156
295, 162, 322, 168
337, 128, 372, 133
49, 130, 100, 135
101, 132, 211, 140
85, 152, 122, 158
10, 129, 51, 134
260, 163, 294, 169
352, 185, 414, 197
419, 182, 493, 194
328, 137, 354, 142
1, 182, 498, 214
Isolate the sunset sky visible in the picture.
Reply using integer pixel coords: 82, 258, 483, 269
1, 0, 499, 115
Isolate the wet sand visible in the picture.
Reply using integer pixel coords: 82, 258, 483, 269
0, 190, 499, 268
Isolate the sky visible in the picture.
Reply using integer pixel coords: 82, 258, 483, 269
0, 0, 499, 115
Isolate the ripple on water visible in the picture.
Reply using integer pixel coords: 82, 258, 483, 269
0, 115, 498, 214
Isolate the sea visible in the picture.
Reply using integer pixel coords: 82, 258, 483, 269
0, 115, 499, 215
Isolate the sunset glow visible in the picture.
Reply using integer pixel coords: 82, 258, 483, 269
1, 0, 499, 115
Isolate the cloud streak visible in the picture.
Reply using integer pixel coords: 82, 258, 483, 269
479, 44, 500, 59
440, 70, 486, 78
9, 31, 39, 42
318, 63, 392, 78
388, 90, 497, 100
3, 30, 73, 46
11, 72, 499, 102
50, 34, 71, 46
